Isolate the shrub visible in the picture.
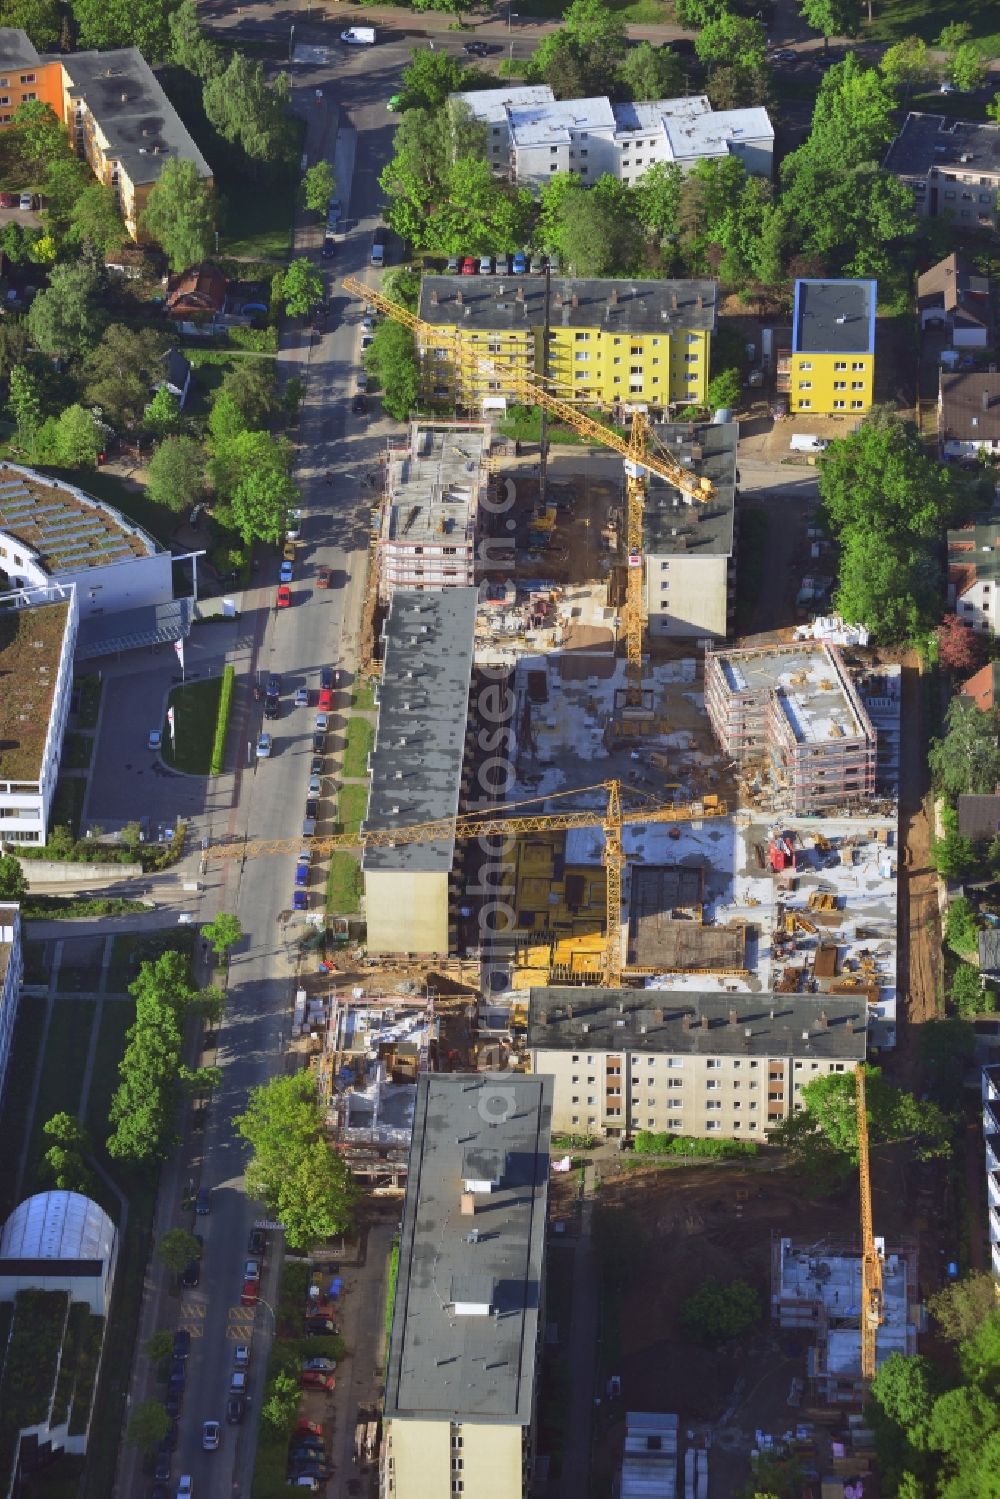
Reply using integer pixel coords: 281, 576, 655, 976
228, 325, 277, 354
679, 1277, 760, 1346
633, 1132, 758, 1160
951, 961, 991, 1019
945, 897, 979, 955
209, 664, 235, 776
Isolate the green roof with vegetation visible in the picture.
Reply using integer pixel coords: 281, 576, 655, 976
0, 1289, 70, 1496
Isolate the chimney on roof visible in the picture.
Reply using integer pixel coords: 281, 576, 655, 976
554, 291, 563, 307
610, 287, 618, 305
456, 289, 463, 305
682, 1013, 693, 1031
460, 1190, 476, 1216
565, 1003, 573, 1020
983, 390, 991, 411
571, 293, 579, 308
700, 1014, 709, 1031
670, 292, 678, 310
728, 1008, 738, 1027
696, 294, 703, 310
817, 1010, 828, 1029
516, 286, 524, 302
537, 1009, 547, 1026
653, 1007, 663, 1023
431, 289, 439, 305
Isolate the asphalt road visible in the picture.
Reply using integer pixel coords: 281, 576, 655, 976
126, 35, 413, 1499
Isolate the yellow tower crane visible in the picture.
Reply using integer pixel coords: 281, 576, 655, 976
855, 1061, 884, 1382
211, 779, 725, 986
341, 275, 716, 717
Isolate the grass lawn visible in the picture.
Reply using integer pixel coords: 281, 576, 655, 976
61, 732, 93, 772
186, 350, 276, 416
325, 852, 362, 914
160, 677, 223, 775
342, 718, 374, 780
0, 999, 47, 1218
56, 952, 104, 994
734, 508, 768, 636
22, 941, 49, 986
863, 0, 1000, 49
337, 783, 369, 835
498, 404, 627, 446
49, 777, 87, 839
106, 929, 194, 995
351, 680, 376, 713
23, 999, 96, 1190
75, 675, 102, 731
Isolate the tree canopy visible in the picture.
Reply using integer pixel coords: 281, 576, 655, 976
142, 158, 216, 273
302, 160, 335, 216
27, 262, 105, 361
84, 324, 169, 431
147, 436, 205, 515
0, 851, 28, 903
364, 320, 420, 423
203, 55, 294, 167
281, 258, 323, 318
234, 1072, 356, 1249
928, 699, 1000, 800
679, 1277, 761, 1346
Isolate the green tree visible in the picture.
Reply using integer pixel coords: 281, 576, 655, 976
8, 362, 42, 450
616, 42, 684, 103
68, 183, 126, 254
794, 54, 897, 173
142, 158, 216, 273
928, 699, 1000, 799
0, 0, 61, 48
938, 22, 972, 49
706, 63, 772, 111
41, 153, 90, 234
706, 367, 741, 413
40, 1112, 92, 1193
202, 55, 293, 166
27, 262, 105, 361
207, 388, 248, 450
695, 13, 767, 68
156, 1226, 203, 1275
951, 43, 988, 93
0, 851, 27, 902
950, 962, 987, 1019
634, 161, 683, 245
145, 386, 182, 439
364, 319, 419, 423
302, 160, 335, 215
53, 404, 104, 468
261, 1368, 300, 1434
880, 35, 929, 95
143, 1329, 174, 1366
534, 32, 589, 100
281, 258, 323, 318
399, 46, 466, 111
928, 1386, 1000, 1476
126, 1399, 169, 1453
179, 1063, 222, 1096
202, 911, 243, 956
234, 1071, 355, 1250
69, 0, 174, 55
944, 897, 978, 955
147, 435, 205, 514
960, 1309, 1000, 1386
193, 985, 225, 1026
232, 469, 299, 547
675, 0, 729, 22
209, 428, 293, 508
772, 1065, 952, 1170
867, 1354, 938, 1490
931, 825, 978, 881
168, 0, 223, 80
557, 175, 642, 277
929, 1273, 1000, 1346
798, 0, 860, 48
679, 1277, 761, 1345
220, 362, 275, 429
84, 324, 169, 432
12, 98, 66, 176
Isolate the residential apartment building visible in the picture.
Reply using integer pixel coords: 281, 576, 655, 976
363, 589, 478, 955
983, 1064, 1000, 1278
777, 279, 876, 417
0, 904, 22, 1112
526, 988, 867, 1139
0, 29, 212, 241
383, 1073, 552, 1499
0, 585, 77, 845
939, 372, 1000, 460
884, 112, 1000, 232
377, 423, 490, 601
644, 419, 736, 639
417, 276, 716, 413
453, 85, 774, 186
704, 642, 877, 814
947, 523, 1000, 635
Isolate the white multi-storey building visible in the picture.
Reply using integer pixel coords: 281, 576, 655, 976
453, 87, 774, 188
0, 584, 78, 845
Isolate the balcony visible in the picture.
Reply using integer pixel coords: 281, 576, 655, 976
776, 348, 791, 395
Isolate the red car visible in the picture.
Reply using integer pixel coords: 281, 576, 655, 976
317, 566, 332, 588
299, 1371, 335, 1392
296, 1420, 324, 1437
276, 584, 291, 609
240, 1278, 259, 1307
317, 687, 333, 712
461, 256, 478, 275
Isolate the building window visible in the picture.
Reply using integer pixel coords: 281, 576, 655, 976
850, 400, 864, 409
799, 399, 811, 409
19, 73, 35, 84
706, 1120, 720, 1132
833, 360, 847, 370
851, 381, 864, 390
851, 361, 865, 371
799, 360, 812, 371
798, 380, 812, 390
833, 380, 846, 390
833, 399, 846, 409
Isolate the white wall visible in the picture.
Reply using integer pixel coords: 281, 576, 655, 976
646, 554, 729, 638
67, 551, 174, 621
364, 869, 450, 954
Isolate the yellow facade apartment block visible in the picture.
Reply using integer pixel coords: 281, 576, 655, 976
787, 278, 877, 418
417, 275, 716, 413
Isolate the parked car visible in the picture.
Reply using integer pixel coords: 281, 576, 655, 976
461, 256, 478, 275
244, 1259, 261, 1283
315, 712, 328, 734
529, 253, 545, 274
321, 236, 336, 260
285, 509, 302, 540
478, 255, 493, 275
173, 1330, 190, 1361
248, 1227, 265, 1256
494, 251, 509, 274
312, 730, 325, 754
168, 1360, 186, 1390
165, 1389, 183, 1420
294, 686, 309, 707
360, 330, 374, 353
176, 1478, 192, 1498
446, 255, 460, 273
226, 1394, 245, 1426
195, 1187, 211, 1215
300, 1371, 335, 1392
301, 1357, 337, 1373
154, 1454, 172, 1482
276, 584, 291, 609
295, 860, 310, 888
317, 686, 333, 711
180, 1235, 203, 1288
282, 541, 296, 563
0, 192, 16, 207
317, 564, 332, 586
279, 560, 293, 584
305, 797, 319, 822
234, 1344, 251, 1369
240, 1280, 258, 1307
295, 1420, 324, 1437
256, 733, 272, 759
159, 1421, 179, 1452
351, 394, 368, 416
303, 1317, 338, 1336
230, 1369, 249, 1394
463, 39, 489, 54
147, 729, 162, 751
18, 191, 32, 211
202, 1422, 221, 1452
293, 887, 308, 912
511, 250, 526, 274
320, 666, 335, 691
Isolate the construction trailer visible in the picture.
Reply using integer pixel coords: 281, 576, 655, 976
704, 642, 877, 815
618, 1412, 678, 1499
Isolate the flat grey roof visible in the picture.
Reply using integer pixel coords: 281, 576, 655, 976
419, 277, 717, 335
613, 94, 711, 136
384, 424, 486, 547
385, 1073, 552, 1424
792, 279, 876, 355
59, 48, 212, 188
0, 27, 40, 68
884, 111, 1000, 181
527, 988, 868, 1058
453, 83, 554, 126
662, 104, 774, 159
509, 96, 615, 147
363, 589, 477, 874
714, 642, 869, 746
644, 420, 736, 557
75, 597, 191, 661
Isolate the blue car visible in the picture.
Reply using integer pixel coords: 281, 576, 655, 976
295, 861, 310, 888
279, 560, 293, 584
511, 250, 526, 274
293, 890, 308, 911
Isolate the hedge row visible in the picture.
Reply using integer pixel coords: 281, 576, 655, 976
632, 1132, 758, 1160
210, 664, 236, 776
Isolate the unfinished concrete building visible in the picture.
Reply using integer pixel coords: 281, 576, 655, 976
644, 419, 737, 640
363, 589, 478, 954
704, 642, 876, 814
376, 422, 490, 601
772, 1237, 920, 1403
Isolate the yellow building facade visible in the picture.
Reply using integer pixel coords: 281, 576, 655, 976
417, 276, 716, 413
785, 278, 877, 417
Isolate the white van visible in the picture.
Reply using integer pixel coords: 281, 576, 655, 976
789, 434, 828, 453
341, 26, 376, 43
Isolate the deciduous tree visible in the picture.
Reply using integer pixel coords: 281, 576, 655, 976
27, 262, 105, 361
41, 1112, 92, 1193
399, 46, 466, 111
302, 160, 335, 215
950, 961, 988, 1018
142, 158, 216, 273
0, 851, 27, 902
616, 42, 684, 103
281, 258, 323, 318
950, 43, 988, 94
679, 1277, 760, 1345
557, 175, 642, 276
695, 12, 767, 68
867, 1354, 938, 1489
232, 468, 299, 547
202, 912, 243, 956
68, 183, 125, 254
85, 324, 169, 432
156, 1227, 203, 1275
203, 55, 293, 166
220, 362, 276, 428
70, 0, 175, 56
798, 0, 860, 48
127, 1399, 169, 1453
8, 362, 41, 450
929, 1273, 1000, 1346
772, 1065, 952, 1176
364, 319, 419, 423
12, 98, 66, 176
53, 403, 104, 467
929, 698, 1000, 799
145, 386, 182, 439
937, 613, 987, 674
146, 435, 205, 514
168, 0, 222, 80
880, 35, 929, 95
0, 0, 61, 49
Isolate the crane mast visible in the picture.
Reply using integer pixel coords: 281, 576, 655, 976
856, 1062, 883, 1382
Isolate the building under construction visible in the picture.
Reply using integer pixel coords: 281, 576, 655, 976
376, 421, 491, 601
704, 642, 877, 815
771, 1236, 920, 1404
